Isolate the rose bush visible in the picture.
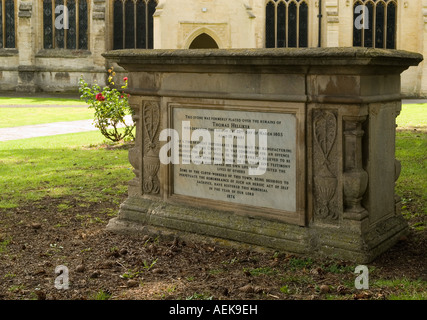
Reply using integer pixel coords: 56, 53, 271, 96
79, 68, 135, 142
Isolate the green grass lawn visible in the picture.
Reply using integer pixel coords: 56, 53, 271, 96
0, 107, 94, 128
0, 131, 133, 209
0, 97, 87, 106
395, 130, 427, 221
397, 104, 427, 130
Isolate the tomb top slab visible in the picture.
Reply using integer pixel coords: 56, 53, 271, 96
103, 47, 422, 71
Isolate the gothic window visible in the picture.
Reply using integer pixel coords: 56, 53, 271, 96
0, 0, 16, 48
265, 0, 309, 48
113, 0, 157, 50
43, 0, 88, 50
189, 33, 219, 49
353, 0, 397, 49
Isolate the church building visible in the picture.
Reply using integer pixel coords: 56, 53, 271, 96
0, 0, 426, 97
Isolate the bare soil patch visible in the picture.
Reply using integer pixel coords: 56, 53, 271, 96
0, 196, 425, 301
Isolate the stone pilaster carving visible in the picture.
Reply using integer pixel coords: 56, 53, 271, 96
324, 0, 339, 47
313, 110, 339, 221
128, 104, 142, 194
342, 116, 368, 221
93, 0, 106, 20
16, 1, 37, 92
325, 0, 339, 23
142, 101, 161, 195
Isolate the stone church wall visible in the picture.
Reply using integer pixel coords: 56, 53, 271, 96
0, 0, 426, 97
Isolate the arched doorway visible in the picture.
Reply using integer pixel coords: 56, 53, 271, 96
189, 33, 219, 49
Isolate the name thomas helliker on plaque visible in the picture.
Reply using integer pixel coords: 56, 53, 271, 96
160, 108, 297, 213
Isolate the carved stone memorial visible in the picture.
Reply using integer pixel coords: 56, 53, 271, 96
103, 48, 422, 263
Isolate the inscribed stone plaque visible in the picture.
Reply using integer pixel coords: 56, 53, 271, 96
172, 108, 297, 212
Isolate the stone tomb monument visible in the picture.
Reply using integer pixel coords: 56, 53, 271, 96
104, 48, 422, 263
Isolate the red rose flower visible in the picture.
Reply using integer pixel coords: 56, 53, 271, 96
96, 93, 105, 102
123, 77, 128, 82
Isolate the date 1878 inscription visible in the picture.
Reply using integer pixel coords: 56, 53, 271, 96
172, 108, 297, 212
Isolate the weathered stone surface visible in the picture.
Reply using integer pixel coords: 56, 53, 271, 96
105, 48, 421, 263
18, 2, 32, 18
